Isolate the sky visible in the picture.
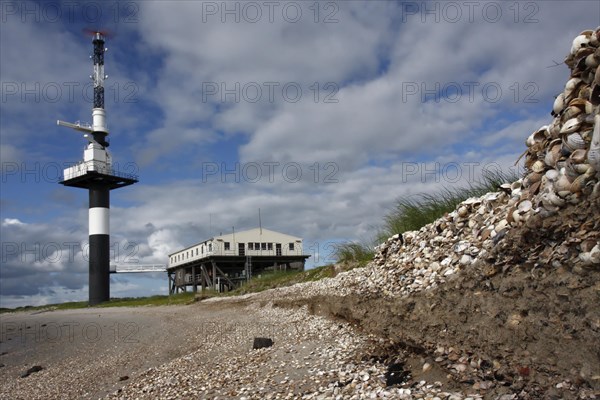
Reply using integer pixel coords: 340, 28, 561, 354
1, 0, 599, 308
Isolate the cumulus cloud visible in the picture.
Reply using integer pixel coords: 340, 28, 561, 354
1, 0, 599, 307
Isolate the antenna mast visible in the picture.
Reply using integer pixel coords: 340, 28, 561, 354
57, 32, 138, 306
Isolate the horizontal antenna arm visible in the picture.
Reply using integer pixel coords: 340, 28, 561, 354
57, 120, 93, 133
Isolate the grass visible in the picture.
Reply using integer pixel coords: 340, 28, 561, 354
332, 242, 375, 268
335, 169, 519, 265
226, 265, 338, 296
0, 269, 341, 312
377, 169, 517, 242
0, 292, 196, 314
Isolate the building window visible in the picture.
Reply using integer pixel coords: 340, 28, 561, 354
248, 243, 254, 250
208, 243, 212, 252
254, 242, 260, 250
289, 243, 295, 251
224, 242, 230, 251
261, 243, 267, 250
268, 243, 273, 251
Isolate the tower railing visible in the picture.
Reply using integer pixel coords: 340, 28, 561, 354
63, 160, 138, 181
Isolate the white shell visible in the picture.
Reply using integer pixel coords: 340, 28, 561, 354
553, 93, 565, 115
586, 54, 599, 69
564, 78, 582, 98
517, 200, 532, 213
560, 118, 581, 134
545, 169, 559, 181
541, 190, 566, 208
512, 210, 522, 223
564, 132, 586, 150
571, 34, 590, 55
526, 127, 547, 147
531, 160, 545, 173
554, 170, 572, 192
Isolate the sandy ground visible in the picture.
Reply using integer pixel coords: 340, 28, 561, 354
0, 299, 274, 399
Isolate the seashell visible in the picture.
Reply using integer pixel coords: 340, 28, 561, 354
569, 148, 588, 163
483, 192, 500, 202
564, 78, 582, 99
564, 159, 581, 180
457, 206, 468, 218
554, 170, 572, 192
561, 105, 582, 121
570, 174, 590, 193
564, 132, 586, 150
549, 117, 562, 137
524, 171, 543, 185
552, 93, 565, 115
581, 239, 597, 253
588, 114, 600, 171
571, 35, 590, 55
528, 180, 542, 195
568, 97, 588, 110
453, 241, 469, 253
517, 200, 532, 213
496, 219, 508, 231
586, 54, 599, 68
544, 143, 562, 167
560, 117, 581, 134
512, 210, 522, 224
575, 46, 595, 60
545, 169, 559, 181
585, 100, 594, 114
526, 127, 547, 147
540, 187, 566, 208
463, 197, 481, 206
530, 160, 545, 173
574, 163, 592, 174
499, 183, 512, 193
591, 29, 600, 46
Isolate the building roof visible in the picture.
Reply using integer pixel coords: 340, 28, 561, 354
168, 227, 302, 256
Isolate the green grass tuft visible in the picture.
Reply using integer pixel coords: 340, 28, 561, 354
333, 242, 375, 268
376, 168, 518, 242
334, 168, 518, 265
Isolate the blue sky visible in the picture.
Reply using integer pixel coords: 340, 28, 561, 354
1, 0, 599, 307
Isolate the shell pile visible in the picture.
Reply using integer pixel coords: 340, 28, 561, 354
522, 28, 600, 215
268, 29, 600, 303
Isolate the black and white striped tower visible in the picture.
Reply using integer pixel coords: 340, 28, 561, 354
58, 32, 138, 306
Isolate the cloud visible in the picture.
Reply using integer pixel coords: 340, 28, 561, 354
1, 0, 599, 307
